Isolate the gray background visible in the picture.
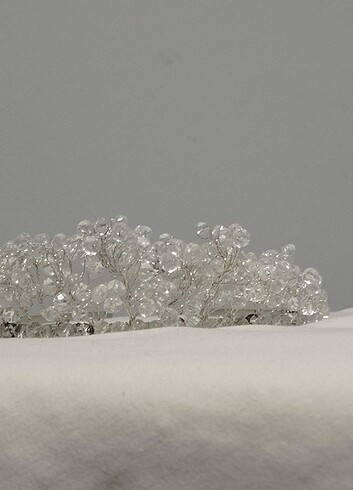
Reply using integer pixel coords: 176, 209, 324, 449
0, 1, 352, 311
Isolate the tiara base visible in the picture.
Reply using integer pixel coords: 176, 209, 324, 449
0, 308, 327, 338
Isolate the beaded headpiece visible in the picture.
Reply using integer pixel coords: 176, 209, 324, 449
0, 216, 329, 338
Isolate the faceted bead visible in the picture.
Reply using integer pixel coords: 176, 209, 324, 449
15, 233, 31, 244
155, 280, 177, 300
71, 308, 86, 322
137, 236, 151, 249
104, 296, 123, 314
110, 222, 129, 242
42, 306, 59, 322
85, 257, 104, 278
229, 224, 250, 248
82, 236, 100, 256
54, 292, 70, 304
249, 285, 265, 302
262, 250, 278, 259
43, 278, 57, 295
135, 225, 153, 239
159, 252, 180, 274
183, 242, 201, 262
286, 296, 299, 310
111, 215, 127, 225
34, 234, 50, 245
218, 228, 235, 248
161, 307, 179, 326
138, 298, 157, 318
196, 222, 212, 240
77, 220, 93, 235
74, 283, 91, 304
281, 244, 296, 259
302, 303, 316, 316
107, 279, 124, 294
117, 282, 127, 300
212, 224, 226, 240
42, 263, 55, 277
94, 217, 110, 237
92, 284, 108, 304
303, 268, 322, 286
52, 233, 66, 250
19, 293, 33, 308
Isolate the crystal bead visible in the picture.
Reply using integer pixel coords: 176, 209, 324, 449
15, 233, 31, 244
303, 268, 322, 286
160, 307, 179, 326
281, 244, 296, 259
107, 279, 124, 294
196, 222, 212, 240
212, 224, 226, 240
74, 283, 91, 304
262, 250, 278, 259
110, 222, 129, 242
77, 220, 93, 235
71, 308, 86, 322
103, 296, 123, 314
82, 236, 100, 256
54, 292, 70, 305
92, 284, 108, 304
135, 225, 153, 239
218, 227, 235, 248
19, 293, 33, 308
94, 217, 110, 237
42, 263, 55, 277
42, 306, 59, 322
52, 233, 66, 250
302, 303, 316, 316
112, 215, 127, 225
159, 252, 180, 274
159, 233, 171, 242
34, 234, 50, 245
228, 224, 250, 248
138, 298, 157, 319
85, 257, 104, 278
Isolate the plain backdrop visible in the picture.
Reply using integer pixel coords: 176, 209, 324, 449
0, 1, 352, 311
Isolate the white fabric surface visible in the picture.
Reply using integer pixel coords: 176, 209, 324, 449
1, 310, 353, 490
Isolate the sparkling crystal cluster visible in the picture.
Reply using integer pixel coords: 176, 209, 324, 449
0, 216, 329, 337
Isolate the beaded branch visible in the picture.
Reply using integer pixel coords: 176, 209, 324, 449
0, 216, 329, 338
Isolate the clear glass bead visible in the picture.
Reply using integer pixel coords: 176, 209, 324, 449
138, 298, 157, 319
77, 220, 93, 235
103, 296, 123, 314
196, 222, 212, 240
92, 284, 108, 304
135, 225, 153, 239
82, 236, 100, 256
94, 217, 110, 237
161, 307, 179, 326
34, 234, 50, 245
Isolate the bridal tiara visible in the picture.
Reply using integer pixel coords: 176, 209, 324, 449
0, 216, 329, 338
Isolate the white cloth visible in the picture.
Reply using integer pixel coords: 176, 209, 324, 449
1, 310, 353, 490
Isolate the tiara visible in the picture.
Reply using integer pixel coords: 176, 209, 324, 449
0, 216, 329, 338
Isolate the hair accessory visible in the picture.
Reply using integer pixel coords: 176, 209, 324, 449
0, 216, 329, 338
